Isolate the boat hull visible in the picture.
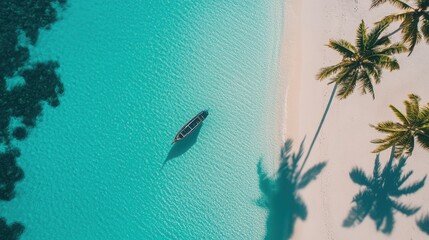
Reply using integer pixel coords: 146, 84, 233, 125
172, 110, 208, 144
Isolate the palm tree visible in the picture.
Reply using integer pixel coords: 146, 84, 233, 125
343, 146, 426, 234
371, 0, 429, 55
317, 20, 406, 99
302, 20, 406, 175
371, 93, 429, 158
257, 139, 326, 240
417, 213, 429, 235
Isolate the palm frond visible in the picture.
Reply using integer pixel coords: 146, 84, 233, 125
420, 0, 429, 9
404, 94, 421, 123
418, 105, 429, 123
422, 17, 429, 42
390, 104, 410, 124
368, 22, 390, 47
378, 12, 413, 25
362, 62, 382, 82
378, 56, 400, 71
378, 43, 408, 55
336, 69, 359, 99
371, 121, 407, 133
371, 0, 390, 8
416, 132, 429, 150
359, 69, 376, 98
402, 15, 422, 55
371, 140, 396, 154
356, 20, 369, 53
327, 39, 357, 58
372, 126, 414, 156
371, 0, 414, 10
316, 62, 348, 80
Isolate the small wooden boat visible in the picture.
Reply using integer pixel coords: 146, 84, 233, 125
172, 110, 208, 144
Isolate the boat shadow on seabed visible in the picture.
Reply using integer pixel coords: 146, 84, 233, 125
161, 124, 204, 169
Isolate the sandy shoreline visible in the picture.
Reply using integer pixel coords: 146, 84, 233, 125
280, 0, 429, 239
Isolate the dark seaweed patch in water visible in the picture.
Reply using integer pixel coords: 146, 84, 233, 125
0, 218, 24, 240
0, 0, 67, 238
12, 127, 27, 141
0, 149, 24, 201
257, 139, 327, 240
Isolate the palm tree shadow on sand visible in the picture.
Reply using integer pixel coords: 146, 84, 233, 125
257, 139, 327, 240
343, 146, 426, 234
162, 124, 204, 169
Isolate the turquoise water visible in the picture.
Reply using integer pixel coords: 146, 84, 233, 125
1, 0, 282, 239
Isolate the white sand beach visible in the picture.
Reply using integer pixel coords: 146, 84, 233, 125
280, 0, 429, 239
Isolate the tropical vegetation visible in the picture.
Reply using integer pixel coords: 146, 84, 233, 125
371, 94, 429, 157
371, 0, 429, 55
343, 146, 426, 234
305, 19, 408, 172
317, 20, 406, 99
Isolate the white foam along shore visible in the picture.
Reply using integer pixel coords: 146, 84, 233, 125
279, 0, 429, 239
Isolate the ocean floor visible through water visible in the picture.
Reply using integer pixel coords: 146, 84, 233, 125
1, 0, 284, 239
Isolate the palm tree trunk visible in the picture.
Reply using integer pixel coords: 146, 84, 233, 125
297, 84, 337, 177
383, 26, 403, 38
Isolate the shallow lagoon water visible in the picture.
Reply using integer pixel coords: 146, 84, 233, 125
1, 1, 283, 239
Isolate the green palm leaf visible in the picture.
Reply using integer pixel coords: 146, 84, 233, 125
416, 132, 429, 150
405, 94, 421, 122
356, 20, 368, 53
318, 20, 404, 99
372, 0, 429, 55
372, 94, 429, 156
371, 0, 413, 9
389, 105, 409, 124
327, 39, 357, 58
403, 14, 422, 54
371, 121, 406, 133
378, 43, 408, 55
422, 16, 429, 41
